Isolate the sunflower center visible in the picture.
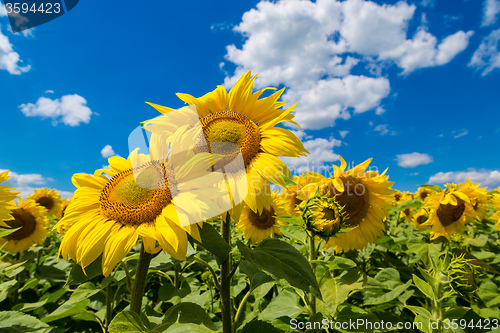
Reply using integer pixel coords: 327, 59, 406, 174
249, 207, 276, 230
4, 208, 37, 240
416, 214, 427, 225
199, 111, 261, 168
99, 162, 173, 226
436, 197, 466, 227
37, 196, 54, 210
322, 207, 336, 221
420, 192, 429, 200
327, 177, 368, 227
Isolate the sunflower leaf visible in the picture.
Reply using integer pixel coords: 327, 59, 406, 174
191, 223, 231, 262
282, 175, 297, 187
65, 255, 103, 286
108, 310, 149, 333
0, 227, 21, 238
0, 311, 52, 333
237, 239, 322, 300
161, 302, 218, 331
273, 216, 303, 226
393, 199, 423, 211
419, 185, 442, 192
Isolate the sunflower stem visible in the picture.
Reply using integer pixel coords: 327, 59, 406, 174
308, 234, 317, 316
130, 242, 152, 314
220, 213, 233, 333
105, 284, 112, 329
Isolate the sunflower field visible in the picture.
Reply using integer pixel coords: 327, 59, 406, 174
1, 72, 500, 333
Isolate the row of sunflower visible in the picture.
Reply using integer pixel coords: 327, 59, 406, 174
1, 72, 500, 332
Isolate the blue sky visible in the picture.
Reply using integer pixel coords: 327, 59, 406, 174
1, 0, 499, 197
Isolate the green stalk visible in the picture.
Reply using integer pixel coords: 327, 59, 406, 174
105, 284, 112, 329
308, 234, 317, 316
233, 289, 252, 332
220, 213, 233, 333
130, 242, 152, 314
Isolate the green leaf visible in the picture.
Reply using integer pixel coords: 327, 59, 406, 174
192, 223, 231, 262
161, 302, 217, 331
259, 290, 303, 321
162, 323, 217, 333
42, 282, 100, 323
12, 299, 48, 313
19, 277, 39, 293
282, 175, 297, 186
0, 280, 17, 303
237, 239, 321, 299
273, 216, 303, 226
317, 273, 364, 315
405, 305, 432, 319
108, 310, 148, 333
0, 311, 52, 333
0, 227, 20, 238
327, 257, 357, 270
241, 320, 280, 333
413, 274, 434, 299
419, 184, 442, 192
393, 199, 423, 211
278, 225, 307, 245
65, 255, 103, 286
239, 260, 275, 291
364, 279, 412, 305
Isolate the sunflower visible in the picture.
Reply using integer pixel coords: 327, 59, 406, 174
393, 191, 403, 205
236, 191, 288, 244
143, 71, 308, 220
411, 211, 429, 231
0, 199, 48, 253
280, 172, 324, 217
0, 170, 18, 225
460, 180, 489, 222
399, 192, 415, 222
490, 192, 500, 228
27, 188, 62, 217
301, 193, 344, 238
416, 187, 434, 201
298, 156, 395, 252
423, 183, 477, 240
55, 140, 224, 276
59, 197, 71, 220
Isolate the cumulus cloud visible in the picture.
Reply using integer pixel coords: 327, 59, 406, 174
101, 145, 117, 158
482, 0, 500, 26
282, 137, 341, 174
0, 28, 31, 74
428, 169, 500, 189
374, 124, 397, 136
19, 94, 93, 126
469, 28, 500, 75
453, 129, 468, 138
223, 0, 472, 130
396, 152, 433, 168
339, 130, 349, 138
0, 169, 72, 199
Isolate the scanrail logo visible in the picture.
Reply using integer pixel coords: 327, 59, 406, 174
2, 0, 79, 33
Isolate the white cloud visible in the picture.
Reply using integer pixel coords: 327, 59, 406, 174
223, 0, 472, 130
339, 130, 349, 138
101, 145, 117, 158
19, 94, 92, 126
0, 169, 72, 199
453, 129, 468, 138
0, 6, 7, 16
45, 90, 54, 94
281, 137, 341, 174
482, 0, 500, 26
374, 124, 396, 136
0, 28, 31, 74
469, 28, 500, 75
396, 152, 433, 168
428, 169, 500, 190
283, 75, 391, 129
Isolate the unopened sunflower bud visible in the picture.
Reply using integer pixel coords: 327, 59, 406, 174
448, 254, 480, 296
302, 194, 345, 239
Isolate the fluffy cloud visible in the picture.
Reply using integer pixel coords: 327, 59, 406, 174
396, 152, 433, 168
428, 169, 500, 189
0, 169, 72, 199
281, 137, 341, 174
482, 0, 500, 26
469, 28, 500, 75
223, 0, 472, 130
19, 94, 93, 126
0, 28, 31, 74
101, 145, 117, 158
374, 124, 397, 136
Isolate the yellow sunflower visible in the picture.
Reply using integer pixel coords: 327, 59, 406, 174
411, 211, 430, 231
416, 187, 434, 201
298, 156, 395, 252
301, 193, 344, 238
393, 191, 403, 205
59, 197, 71, 220
423, 183, 477, 240
0, 199, 48, 253
460, 180, 489, 222
0, 170, 19, 225
399, 192, 415, 222
236, 191, 288, 244
27, 188, 62, 217
55, 142, 224, 276
280, 172, 324, 217
143, 71, 308, 220
490, 192, 500, 228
